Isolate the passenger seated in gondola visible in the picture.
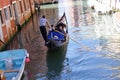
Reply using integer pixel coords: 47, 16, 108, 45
55, 22, 66, 34
47, 23, 66, 41
55, 22, 67, 41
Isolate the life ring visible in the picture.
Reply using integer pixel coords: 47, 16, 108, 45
0, 70, 6, 80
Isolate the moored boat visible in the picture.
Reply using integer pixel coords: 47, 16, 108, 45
0, 49, 29, 80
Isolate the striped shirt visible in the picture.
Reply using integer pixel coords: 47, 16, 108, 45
39, 17, 47, 27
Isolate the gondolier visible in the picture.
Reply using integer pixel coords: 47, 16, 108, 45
39, 15, 51, 44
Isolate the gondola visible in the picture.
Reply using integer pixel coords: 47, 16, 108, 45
46, 13, 69, 49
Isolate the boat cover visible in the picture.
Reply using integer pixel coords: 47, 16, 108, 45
47, 30, 65, 41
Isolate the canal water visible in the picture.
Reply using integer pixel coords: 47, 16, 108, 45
6, 0, 120, 80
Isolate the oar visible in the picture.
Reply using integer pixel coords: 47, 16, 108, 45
69, 37, 90, 51
53, 29, 67, 37
4, 69, 19, 73
69, 37, 100, 52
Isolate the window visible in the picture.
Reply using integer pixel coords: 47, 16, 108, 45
23, 0, 26, 11
0, 10, 4, 24
9, 6, 12, 17
27, 0, 30, 9
13, 3, 18, 18
19, 1, 23, 13
4, 8, 9, 20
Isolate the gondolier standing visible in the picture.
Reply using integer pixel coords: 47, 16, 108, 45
39, 15, 51, 44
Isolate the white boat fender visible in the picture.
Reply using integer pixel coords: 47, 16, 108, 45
25, 53, 30, 63
26, 53, 29, 57
12, 77, 15, 80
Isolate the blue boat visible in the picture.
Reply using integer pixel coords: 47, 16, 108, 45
0, 49, 29, 80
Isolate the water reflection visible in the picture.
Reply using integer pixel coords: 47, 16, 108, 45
46, 44, 68, 80
40, 4, 59, 25
4, 0, 120, 80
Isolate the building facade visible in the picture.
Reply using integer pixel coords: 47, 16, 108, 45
0, 0, 35, 50
97, 0, 120, 11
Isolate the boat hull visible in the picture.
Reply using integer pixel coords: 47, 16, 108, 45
0, 49, 27, 80
47, 34, 69, 49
